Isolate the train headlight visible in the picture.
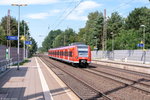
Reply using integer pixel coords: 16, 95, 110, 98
75, 56, 78, 59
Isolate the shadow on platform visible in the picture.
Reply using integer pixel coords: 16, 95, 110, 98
0, 67, 28, 99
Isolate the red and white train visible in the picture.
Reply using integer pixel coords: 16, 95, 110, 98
48, 43, 91, 67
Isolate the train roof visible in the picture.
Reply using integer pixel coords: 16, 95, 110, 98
48, 44, 88, 51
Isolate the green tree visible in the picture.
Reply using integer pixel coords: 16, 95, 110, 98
53, 28, 77, 47
1, 16, 18, 47
107, 12, 124, 39
52, 34, 64, 47
107, 29, 140, 50
20, 20, 30, 48
78, 11, 104, 50
0, 16, 31, 47
125, 7, 150, 49
28, 37, 37, 56
125, 7, 150, 31
42, 29, 62, 51
0, 25, 6, 45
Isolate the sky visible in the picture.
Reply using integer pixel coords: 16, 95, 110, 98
0, 0, 149, 47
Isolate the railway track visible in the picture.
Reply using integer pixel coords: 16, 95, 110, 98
38, 55, 150, 100
84, 68, 150, 93
91, 63, 150, 78
39, 55, 112, 100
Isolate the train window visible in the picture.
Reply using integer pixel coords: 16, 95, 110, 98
69, 51, 72, 57
77, 45, 88, 49
66, 51, 68, 56
77, 45, 88, 57
64, 51, 66, 56
65, 51, 67, 56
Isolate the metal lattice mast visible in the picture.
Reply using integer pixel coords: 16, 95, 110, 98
7, 9, 11, 59
102, 9, 107, 58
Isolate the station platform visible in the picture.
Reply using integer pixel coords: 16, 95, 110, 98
92, 58, 150, 74
0, 57, 79, 100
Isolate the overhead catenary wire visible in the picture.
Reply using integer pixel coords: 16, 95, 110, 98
108, 0, 136, 14
49, 0, 76, 30
53, 0, 84, 30
118, 2, 150, 18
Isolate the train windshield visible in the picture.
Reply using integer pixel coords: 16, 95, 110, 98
77, 45, 88, 57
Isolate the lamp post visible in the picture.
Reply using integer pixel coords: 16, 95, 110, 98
140, 25, 146, 50
140, 25, 146, 64
11, 4, 27, 70
94, 37, 97, 50
94, 36, 98, 58
24, 21, 29, 60
111, 32, 114, 60
23, 22, 26, 60
26, 30, 30, 58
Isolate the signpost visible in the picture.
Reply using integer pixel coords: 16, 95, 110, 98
25, 41, 32, 45
6, 49, 9, 60
6, 36, 18, 40
137, 43, 144, 48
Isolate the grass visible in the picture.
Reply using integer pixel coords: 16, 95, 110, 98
13, 59, 31, 66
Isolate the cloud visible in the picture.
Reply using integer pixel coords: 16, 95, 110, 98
0, 0, 58, 5
67, 1, 101, 21
26, 13, 50, 19
67, 14, 88, 21
118, 3, 131, 10
76, 0, 101, 13
51, 9, 61, 13
135, 0, 150, 3
26, 9, 60, 19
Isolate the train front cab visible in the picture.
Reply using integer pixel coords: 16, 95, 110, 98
72, 45, 91, 67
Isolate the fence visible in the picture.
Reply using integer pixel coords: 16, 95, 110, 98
0, 45, 25, 73
92, 49, 150, 64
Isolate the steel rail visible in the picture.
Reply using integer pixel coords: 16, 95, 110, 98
39, 56, 112, 100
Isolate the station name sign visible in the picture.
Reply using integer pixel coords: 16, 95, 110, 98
6, 36, 18, 40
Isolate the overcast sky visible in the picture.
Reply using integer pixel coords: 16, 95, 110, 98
0, 0, 149, 47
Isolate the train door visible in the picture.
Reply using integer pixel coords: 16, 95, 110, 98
63, 49, 65, 60
69, 48, 73, 62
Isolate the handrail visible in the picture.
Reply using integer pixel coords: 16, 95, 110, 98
0, 58, 13, 73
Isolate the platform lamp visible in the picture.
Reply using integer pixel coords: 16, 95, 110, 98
140, 25, 146, 50
11, 4, 27, 70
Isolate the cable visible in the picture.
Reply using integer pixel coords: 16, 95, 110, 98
48, 0, 77, 30
119, 2, 150, 17
108, 0, 136, 15
53, 0, 84, 30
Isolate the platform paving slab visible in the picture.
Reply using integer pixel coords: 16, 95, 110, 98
0, 57, 79, 100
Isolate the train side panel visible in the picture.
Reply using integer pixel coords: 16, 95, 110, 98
48, 44, 91, 67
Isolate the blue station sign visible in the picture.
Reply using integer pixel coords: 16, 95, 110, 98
6, 36, 18, 40
25, 41, 32, 45
137, 43, 144, 47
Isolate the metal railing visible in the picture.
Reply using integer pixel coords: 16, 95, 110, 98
0, 58, 13, 73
